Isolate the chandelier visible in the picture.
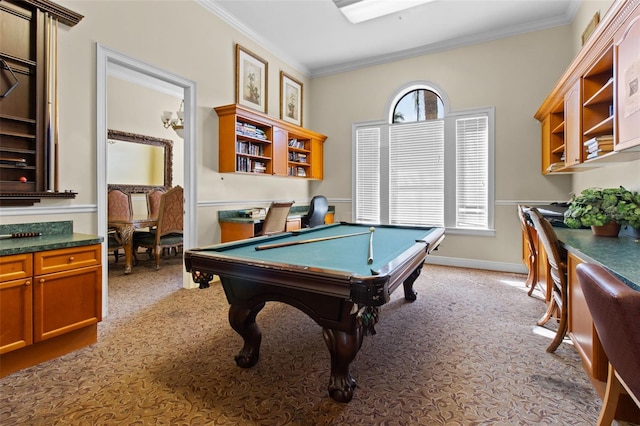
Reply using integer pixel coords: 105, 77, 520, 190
161, 100, 184, 139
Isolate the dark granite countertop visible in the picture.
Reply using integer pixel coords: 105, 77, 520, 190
554, 227, 640, 291
0, 221, 103, 256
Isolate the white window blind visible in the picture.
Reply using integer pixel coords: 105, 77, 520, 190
355, 127, 381, 223
456, 116, 488, 228
389, 121, 444, 226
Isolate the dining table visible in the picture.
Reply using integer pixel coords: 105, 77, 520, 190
108, 214, 158, 274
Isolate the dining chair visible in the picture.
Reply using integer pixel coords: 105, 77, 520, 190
107, 230, 123, 263
107, 188, 132, 262
304, 195, 329, 228
517, 205, 539, 296
257, 201, 294, 236
527, 207, 569, 353
576, 263, 640, 425
146, 188, 166, 220
133, 185, 184, 269
107, 188, 133, 220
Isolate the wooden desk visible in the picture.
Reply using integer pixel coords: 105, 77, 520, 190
108, 215, 157, 273
219, 211, 335, 243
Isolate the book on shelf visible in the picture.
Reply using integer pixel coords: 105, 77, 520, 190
583, 135, 613, 147
587, 142, 613, 153
586, 149, 612, 160
236, 122, 267, 139
288, 138, 304, 149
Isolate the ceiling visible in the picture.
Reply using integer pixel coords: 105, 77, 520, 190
198, 0, 581, 77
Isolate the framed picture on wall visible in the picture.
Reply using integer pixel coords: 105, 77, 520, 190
280, 71, 303, 126
236, 44, 268, 113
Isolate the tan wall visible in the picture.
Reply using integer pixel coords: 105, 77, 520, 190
310, 25, 576, 267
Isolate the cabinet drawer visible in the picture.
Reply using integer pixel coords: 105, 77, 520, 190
34, 244, 101, 275
0, 254, 33, 283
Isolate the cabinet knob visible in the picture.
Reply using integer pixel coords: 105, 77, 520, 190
24, 280, 31, 286
68, 256, 75, 262
40, 278, 45, 283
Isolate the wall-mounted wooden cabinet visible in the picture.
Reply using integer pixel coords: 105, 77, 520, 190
215, 104, 326, 180
535, 0, 640, 175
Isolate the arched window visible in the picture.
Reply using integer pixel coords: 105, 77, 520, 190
392, 88, 444, 123
354, 82, 494, 232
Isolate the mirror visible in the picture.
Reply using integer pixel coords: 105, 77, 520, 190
107, 129, 173, 192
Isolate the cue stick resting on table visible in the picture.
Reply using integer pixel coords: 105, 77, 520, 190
368, 227, 374, 264
255, 227, 376, 252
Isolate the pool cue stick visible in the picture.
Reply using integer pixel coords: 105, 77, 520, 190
367, 227, 375, 264
255, 230, 370, 251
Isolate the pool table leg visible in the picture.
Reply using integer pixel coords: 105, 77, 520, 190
229, 302, 265, 368
322, 327, 364, 403
403, 264, 423, 301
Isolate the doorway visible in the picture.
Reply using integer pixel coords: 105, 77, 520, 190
97, 44, 197, 316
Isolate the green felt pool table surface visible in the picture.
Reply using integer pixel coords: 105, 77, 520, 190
201, 223, 441, 276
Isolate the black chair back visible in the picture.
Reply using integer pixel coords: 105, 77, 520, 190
306, 195, 328, 228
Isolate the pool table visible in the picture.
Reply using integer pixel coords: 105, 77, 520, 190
184, 223, 445, 402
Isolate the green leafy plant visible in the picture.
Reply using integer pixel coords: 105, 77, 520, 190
620, 190, 640, 229
564, 186, 640, 228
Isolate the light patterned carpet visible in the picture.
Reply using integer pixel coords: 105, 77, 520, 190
0, 253, 603, 425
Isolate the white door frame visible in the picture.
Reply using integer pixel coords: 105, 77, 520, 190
96, 44, 198, 316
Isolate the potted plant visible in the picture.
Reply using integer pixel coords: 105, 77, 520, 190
563, 186, 638, 236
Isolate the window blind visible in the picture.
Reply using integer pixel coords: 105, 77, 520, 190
456, 116, 488, 228
389, 121, 444, 226
355, 127, 381, 223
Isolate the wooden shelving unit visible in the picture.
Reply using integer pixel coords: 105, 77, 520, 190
534, 0, 640, 175
215, 104, 326, 179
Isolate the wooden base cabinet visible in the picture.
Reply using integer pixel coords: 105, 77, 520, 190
567, 253, 608, 384
0, 244, 102, 377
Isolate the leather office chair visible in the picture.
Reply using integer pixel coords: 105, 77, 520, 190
576, 263, 640, 425
528, 208, 568, 353
517, 205, 539, 296
257, 201, 294, 236
133, 186, 183, 269
304, 195, 329, 228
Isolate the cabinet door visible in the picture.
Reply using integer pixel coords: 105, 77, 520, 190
567, 253, 608, 382
564, 80, 583, 167
272, 127, 288, 176
0, 277, 33, 354
33, 265, 102, 342
615, 12, 640, 150
285, 218, 301, 231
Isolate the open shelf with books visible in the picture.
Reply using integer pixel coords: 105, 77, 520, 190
287, 136, 311, 177
215, 104, 326, 179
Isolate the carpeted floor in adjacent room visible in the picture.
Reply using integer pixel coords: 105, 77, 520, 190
0, 254, 602, 425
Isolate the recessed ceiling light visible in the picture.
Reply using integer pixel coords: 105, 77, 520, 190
333, 0, 435, 24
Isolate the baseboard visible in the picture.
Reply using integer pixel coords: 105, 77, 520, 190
426, 255, 528, 274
